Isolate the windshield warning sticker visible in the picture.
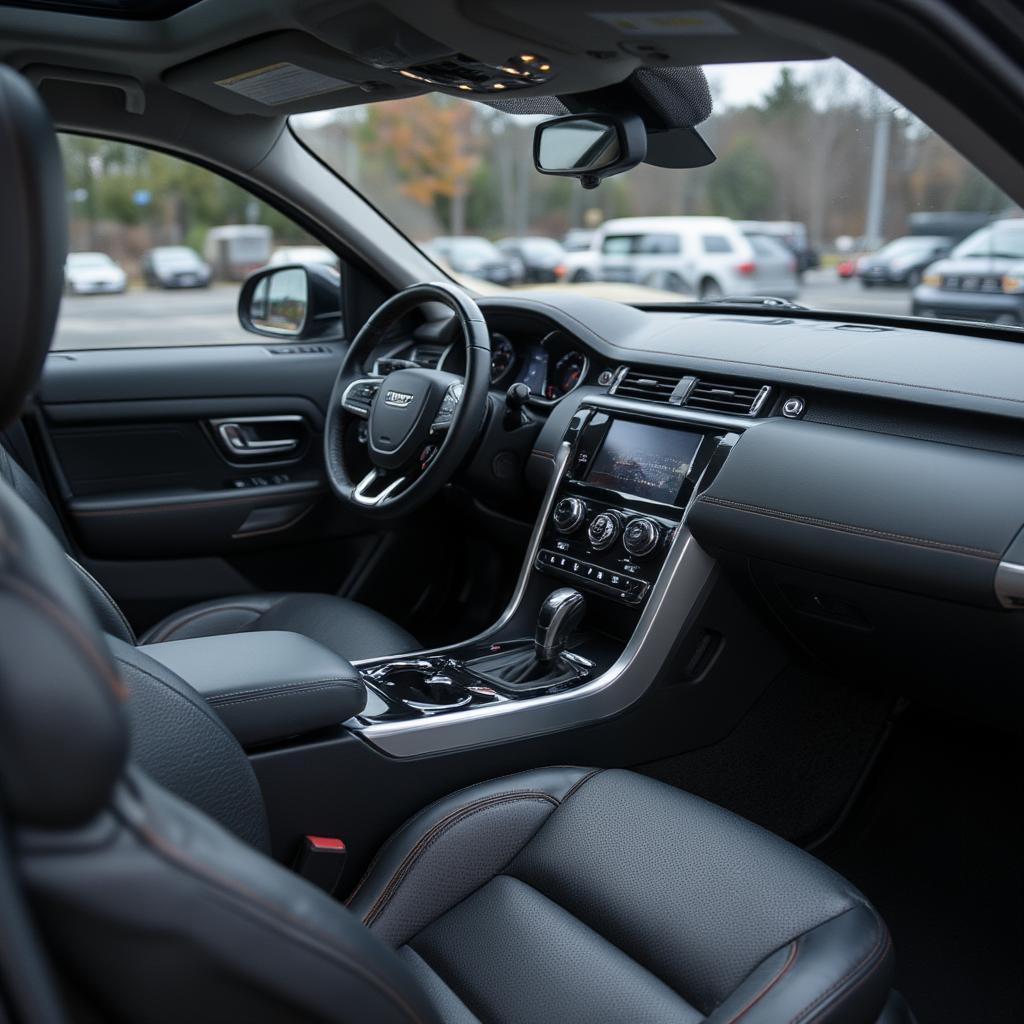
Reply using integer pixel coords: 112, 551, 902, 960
216, 63, 351, 106
591, 10, 737, 35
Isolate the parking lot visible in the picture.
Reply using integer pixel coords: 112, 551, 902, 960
51, 271, 915, 351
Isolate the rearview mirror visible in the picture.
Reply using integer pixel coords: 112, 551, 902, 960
238, 263, 343, 341
534, 113, 647, 189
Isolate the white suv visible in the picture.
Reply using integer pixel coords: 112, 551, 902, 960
585, 216, 799, 300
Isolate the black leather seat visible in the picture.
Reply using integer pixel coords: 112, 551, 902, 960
0, 439, 418, 660
0, 63, 910, 1024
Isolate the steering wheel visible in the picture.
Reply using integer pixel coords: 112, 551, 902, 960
324, 282, 491, 516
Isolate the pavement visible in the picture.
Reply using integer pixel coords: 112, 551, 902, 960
50, 271, 916, 351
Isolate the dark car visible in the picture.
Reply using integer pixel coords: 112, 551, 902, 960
423, 236, 522, 285
857, 235, 952, 287
496, 236, 566, 283
142, 245, 212, 288
912, 219, 1024, 324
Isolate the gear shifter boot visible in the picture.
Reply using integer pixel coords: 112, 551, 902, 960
466, 646, 580, 694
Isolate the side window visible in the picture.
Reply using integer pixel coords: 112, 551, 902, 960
637, 233, 682, 255
55, 134, 333, 351
701, 234, 734, 254
601, 234, 637, 255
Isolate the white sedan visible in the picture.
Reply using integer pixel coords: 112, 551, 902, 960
65, 251, 127, 295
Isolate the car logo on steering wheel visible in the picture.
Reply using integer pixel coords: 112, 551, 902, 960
384, 390, 415, 408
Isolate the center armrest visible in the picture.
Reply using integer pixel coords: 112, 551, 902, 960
138, 631, 366, 746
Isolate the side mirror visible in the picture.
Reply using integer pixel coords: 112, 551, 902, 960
238, 263, 343, 341
533, 113, 647, 189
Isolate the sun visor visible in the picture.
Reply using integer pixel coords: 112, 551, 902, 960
162, 31, 423, 117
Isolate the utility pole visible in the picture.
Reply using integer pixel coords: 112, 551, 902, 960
864, 97, 891, 250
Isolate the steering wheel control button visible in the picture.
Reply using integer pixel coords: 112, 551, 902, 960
782, 396, 806, 419
623, 517, 660, 558
588, 510, 621, 551
553, 496, 586, 533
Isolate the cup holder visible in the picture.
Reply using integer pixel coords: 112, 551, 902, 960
369, 662, 472, 713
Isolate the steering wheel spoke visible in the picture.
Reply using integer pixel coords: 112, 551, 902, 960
340, 377, 383, 418
352, 468, 408, 506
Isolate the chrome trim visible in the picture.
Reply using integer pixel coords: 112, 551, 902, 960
353, 434, 719, 757
995, 560, 1024, 608
582, 392, 763, 432
211, 415, 305, 457
340, 377, 382, 417
749, 384, 773, 416
352, 469, 407, 506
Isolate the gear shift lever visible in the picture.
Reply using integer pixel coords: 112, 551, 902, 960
535, 588, 586, 664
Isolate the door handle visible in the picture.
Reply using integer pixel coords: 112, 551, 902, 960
211, 416, 305, 459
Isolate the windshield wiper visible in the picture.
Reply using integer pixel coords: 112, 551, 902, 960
686, 295, 807, 310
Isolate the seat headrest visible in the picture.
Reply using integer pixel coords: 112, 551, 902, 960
0, 483, 127, 827
0, 65, 67, 427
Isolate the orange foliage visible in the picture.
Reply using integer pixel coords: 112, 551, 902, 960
367, 95, 480, 206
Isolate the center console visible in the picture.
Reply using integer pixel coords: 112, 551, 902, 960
351, 402, 739, 748
535, 411, 724, 606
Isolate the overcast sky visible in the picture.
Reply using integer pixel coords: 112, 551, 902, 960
704, 60, 823, 109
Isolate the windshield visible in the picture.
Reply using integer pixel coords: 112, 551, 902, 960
953, 223, 1024, 260
152, 246, 198, 263
293, 57, 1021, 330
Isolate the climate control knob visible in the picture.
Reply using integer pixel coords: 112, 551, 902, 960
588, 510, 622, 551
623, 517, 661, 558
553, 496, 586, 534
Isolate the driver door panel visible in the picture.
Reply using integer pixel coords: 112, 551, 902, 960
29, 341, 391, 624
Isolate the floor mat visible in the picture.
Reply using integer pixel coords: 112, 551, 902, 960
817, 709, 1023, 1024
637, 665, 897, 844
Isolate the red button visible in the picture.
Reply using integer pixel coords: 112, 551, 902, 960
306, 835, 346, 851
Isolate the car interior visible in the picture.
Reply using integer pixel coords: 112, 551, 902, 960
0, 2, 1021, 1023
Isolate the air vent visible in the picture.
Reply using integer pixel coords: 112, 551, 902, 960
685, 379, 771, 416
612, 367, 684, 403
612, 365, 771, 416
412, 344, 447, 369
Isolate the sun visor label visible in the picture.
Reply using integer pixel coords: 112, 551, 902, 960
591, 10, 737, 35
215, 62, 352, 106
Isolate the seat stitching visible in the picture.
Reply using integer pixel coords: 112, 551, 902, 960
206, 678, 361, 702
208, 682, 360, 708
493, 874, 702, 1014
561, 768, 603, 802
717, 941, 799, 1024
344, 768, 591, 907
362, 792, 560, 927
68, 555, 136, 643
697, 494, 1000, 559
801, 931, 891, 1024
148, 603, 267, 643
132, 819, 429, 1024
787, 914, 890, 1024
2, 575, 127, 699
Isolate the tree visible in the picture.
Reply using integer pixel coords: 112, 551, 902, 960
365, 96, 481, 234
706, 136, 777, 219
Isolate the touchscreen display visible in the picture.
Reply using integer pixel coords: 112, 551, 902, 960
586, 421, 701, 504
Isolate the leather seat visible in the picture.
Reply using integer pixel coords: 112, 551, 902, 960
0, 440, 418, 660
0, 64, 910, 1024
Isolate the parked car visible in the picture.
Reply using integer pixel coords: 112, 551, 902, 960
422, 236, 521, 285
857, 235, 952, 287
591, 216, 799, 299
64, 251, 127, 295
495, 237, 566, 283
268, 245, 339, 268
142, 246, 212, 289
736, 220, 819, 273
912, 218, 1024, 324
